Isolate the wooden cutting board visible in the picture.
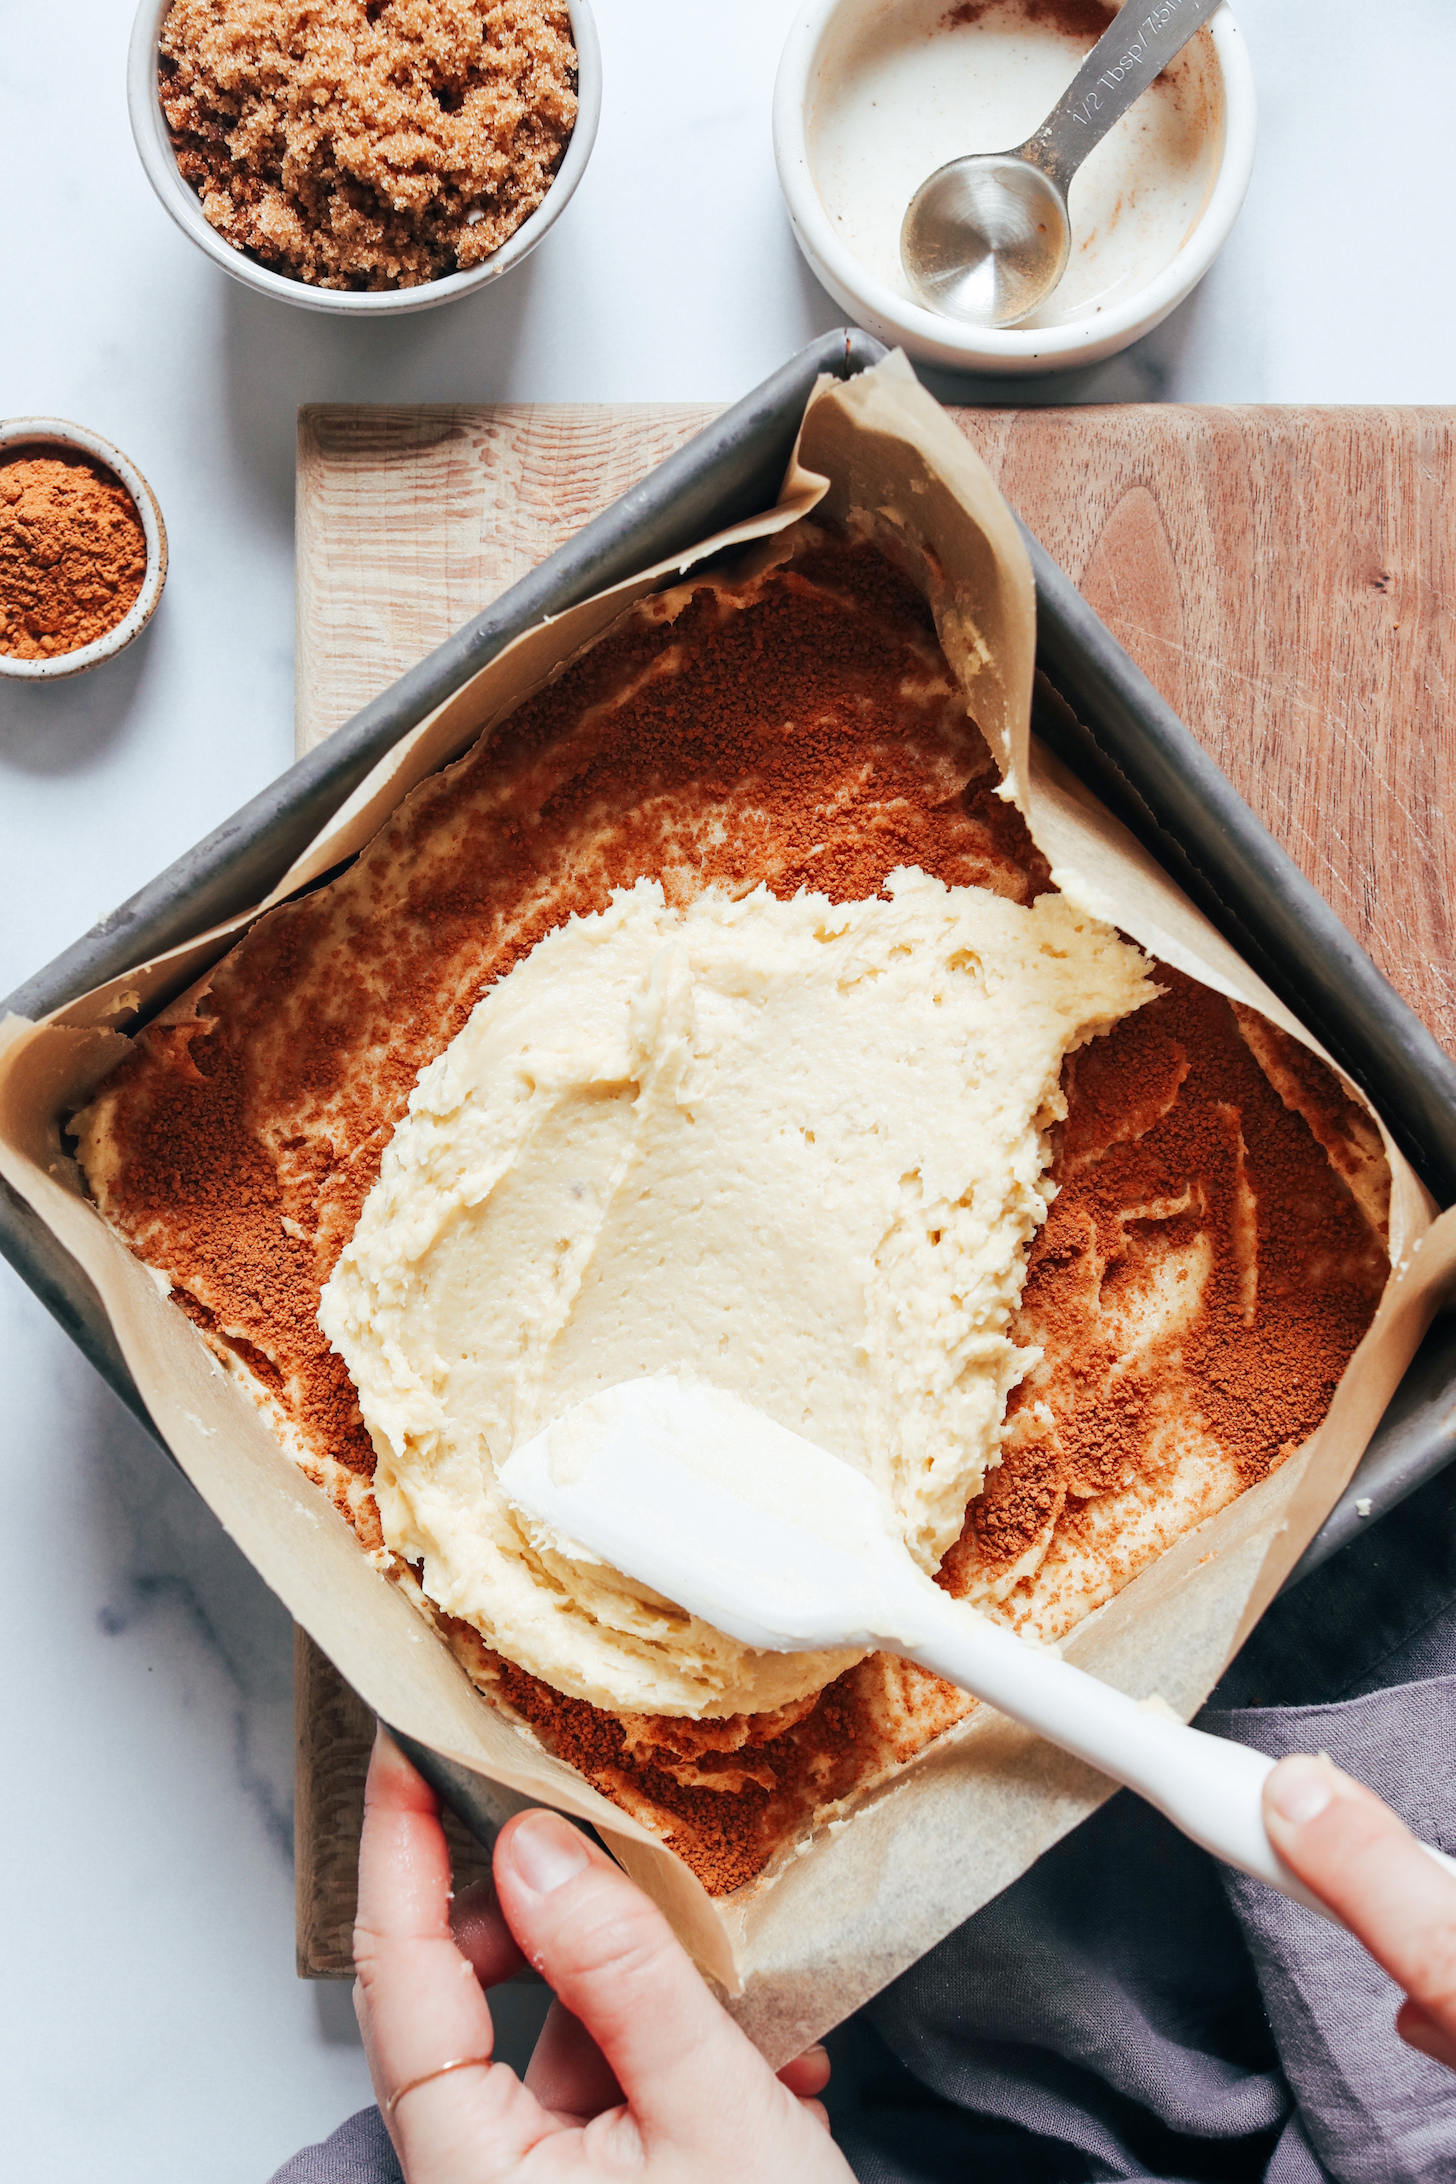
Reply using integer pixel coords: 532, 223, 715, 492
292, 399, 1456, 1974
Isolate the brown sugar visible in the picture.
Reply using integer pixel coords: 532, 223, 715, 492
78, 531, 1388, 1893
159, 0, 577, 292
0, 452, 148, 661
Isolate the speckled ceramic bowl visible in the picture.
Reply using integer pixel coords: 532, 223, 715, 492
774, 0, 1257, 376
0, 418, 168, 684
127, 0, 602, 316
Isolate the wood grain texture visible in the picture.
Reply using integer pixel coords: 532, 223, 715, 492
292, 399, 1456, 1976
295, 402, 720, 753
955, 406, 1456, 1060
295, 1627, 493, 1977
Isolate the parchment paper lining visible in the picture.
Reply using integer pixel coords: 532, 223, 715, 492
3, 352, 1453, 2063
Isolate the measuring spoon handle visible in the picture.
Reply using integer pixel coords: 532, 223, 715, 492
1022, 0, 1226, 189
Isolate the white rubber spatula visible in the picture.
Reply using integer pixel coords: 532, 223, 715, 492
500, 1376, 1456, 1919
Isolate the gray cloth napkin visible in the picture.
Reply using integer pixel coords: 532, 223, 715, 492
836, 1686, 1456, 2183
1215, 1684, 1456, 2183
271, 1458, 1456, 2184
273, 2105, 401, 2184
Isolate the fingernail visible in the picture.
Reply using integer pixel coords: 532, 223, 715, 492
1267, 1754, 1335, 1826
509, 1810, 590, 1896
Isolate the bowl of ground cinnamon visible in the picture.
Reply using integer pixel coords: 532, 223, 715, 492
127, 0, 601, 314
0, 420, 168, 682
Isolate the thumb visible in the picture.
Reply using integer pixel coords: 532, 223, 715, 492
492, 1808, 790, 2150
1264, 1752, 1456, 2070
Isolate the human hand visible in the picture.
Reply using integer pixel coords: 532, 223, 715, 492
1264, 1753, 1456, 2070
353, 1728, 855, 2181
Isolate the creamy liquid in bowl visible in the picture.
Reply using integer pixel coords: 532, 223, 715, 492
807, 0, 1224, 330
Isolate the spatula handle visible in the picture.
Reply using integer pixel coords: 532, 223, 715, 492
901, 1595, 1456, 1916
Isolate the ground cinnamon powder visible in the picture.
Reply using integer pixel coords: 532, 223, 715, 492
0, 451, 148, 661
940, 971, 1389, 1603
943, 1, 1116, 39
81, 533, 1388, 1893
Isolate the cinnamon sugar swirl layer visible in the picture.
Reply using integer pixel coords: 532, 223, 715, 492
72, 530, 1389, 1895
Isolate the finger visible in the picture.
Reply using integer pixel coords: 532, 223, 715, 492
1264, 1753, 1456, 2059
493, 1808, 815, 2155
451, 1872, 528, 1990
1398, 1999, 1456, 2073
524, 1997, 625, 2119
354, 1729, 564, 2174
778, 2045, 831, 2101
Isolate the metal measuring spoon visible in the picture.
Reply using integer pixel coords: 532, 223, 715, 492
901, 0, 1225, 327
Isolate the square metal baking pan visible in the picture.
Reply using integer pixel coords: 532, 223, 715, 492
5, 325, 1455, 1648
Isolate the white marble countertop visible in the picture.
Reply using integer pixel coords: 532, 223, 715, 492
3, 3, 1454, 2175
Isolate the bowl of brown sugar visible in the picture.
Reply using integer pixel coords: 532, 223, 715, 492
128, 0, 601, 314
0, 420, 168, 683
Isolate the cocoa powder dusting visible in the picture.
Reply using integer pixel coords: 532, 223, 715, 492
0, 451, 148, 659
81, 532, 1387, 1894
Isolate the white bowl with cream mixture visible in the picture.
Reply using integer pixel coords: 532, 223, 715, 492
774, 0, 1256, 375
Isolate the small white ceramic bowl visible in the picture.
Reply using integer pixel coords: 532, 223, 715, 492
128, 0, 601, 316
774, 0, 1256, 376
0, 419, 168, 684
